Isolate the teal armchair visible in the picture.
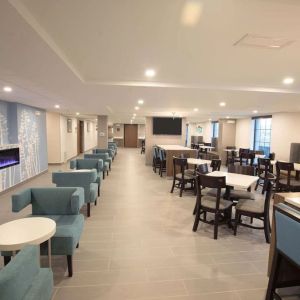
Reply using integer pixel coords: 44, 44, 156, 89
93, 148, 115, 160
84, 153, 111, 174
108, 142, 118, 155
0, 245, 53, 300
4, 187, 84, 277
52, 170, 98, 217
70, 158, 103, 191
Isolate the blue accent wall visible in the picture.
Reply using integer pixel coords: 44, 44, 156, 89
0, 100, 48, 192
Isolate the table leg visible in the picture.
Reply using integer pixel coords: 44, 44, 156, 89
48, 239, 52, 268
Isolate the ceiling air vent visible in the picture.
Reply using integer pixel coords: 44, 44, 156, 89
234, 34, 294, 49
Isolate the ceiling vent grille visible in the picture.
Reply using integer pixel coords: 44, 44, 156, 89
234, 34, 294, 49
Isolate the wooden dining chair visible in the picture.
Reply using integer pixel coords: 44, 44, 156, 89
193, 174, 233, 239
210, 159, 221, 171
234, 148, 250, 163
152, 147, 160, 173
158, 148, 166, 177
170, 157, 195, 197
234, 181, 273, 243
225, 146, 236, 166
275, 161, 300, 192
255, 158, 276, 194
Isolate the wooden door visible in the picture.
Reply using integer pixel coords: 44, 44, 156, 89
78, 120, 84, 153
124, 124, 138, 147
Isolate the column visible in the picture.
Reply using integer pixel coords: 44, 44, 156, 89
97, 115, 108, 148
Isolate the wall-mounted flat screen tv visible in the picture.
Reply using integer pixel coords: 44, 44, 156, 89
0, 148, 20, 170
153, 117, 182, 135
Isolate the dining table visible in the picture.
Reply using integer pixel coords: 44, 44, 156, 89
187, 158, 211, 166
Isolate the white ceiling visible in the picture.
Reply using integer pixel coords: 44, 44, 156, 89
0, 0, 300, 123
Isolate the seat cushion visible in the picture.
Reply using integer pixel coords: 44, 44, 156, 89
205, 188, 226, 197
236, 199, 264, 214
230, 190, 256, 200
89, 183, 98, 203
176, 173, 194, 180
184, 169, 195, 177
39, 214, 84, 255
201, 196, 232, 210
104, 162, 109, 171
279, 178, 300, 186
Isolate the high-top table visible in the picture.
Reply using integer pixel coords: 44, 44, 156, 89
0, 217, 56, 267
157, 145, 197, 177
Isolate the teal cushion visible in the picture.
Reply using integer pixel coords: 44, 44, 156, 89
89, 183, 98, 203
39, 214, 84, 255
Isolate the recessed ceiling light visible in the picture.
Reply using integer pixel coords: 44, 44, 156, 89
253, 110, 258, 114
219, 102, 226, 107
226, 116, 230, 119
54, 104, 60, 109
145, 69, 156, 78
133, 113, 137, 117
208, 118, 212, 121
3, 86, 12, 92
76, 112, 80, 116
138, 99, 144, 105
283, 77, 294, 85
134, 106, 140, 110
193, 108, 199, 112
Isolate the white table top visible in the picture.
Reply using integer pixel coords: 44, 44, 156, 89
223, 149, 238, 152
255, 154, 265, 159
199, 146, 215, 150
187, 158, 211, 166
157, 145, 192, 151
207, 171, 259, 190
0, 217, 56, 251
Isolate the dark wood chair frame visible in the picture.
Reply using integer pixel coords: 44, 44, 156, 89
170, 157, 195, 197
193, 174, 233, 239
255, 158, 276, 194
275, 161, 300, 192
210, 159, 221, 171
152, 147, 160, 173
158, 148, 166, 177
141, 140, 145, 154
233, 181, 273, 243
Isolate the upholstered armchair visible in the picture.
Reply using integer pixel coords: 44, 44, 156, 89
108, 142, 117, 155
70, 158, 103, 190
84, 153, 111, 174
3, 187, 85, 277
93, 148, 115, 161
0, 245, 53, 300
52, 170, 98, 217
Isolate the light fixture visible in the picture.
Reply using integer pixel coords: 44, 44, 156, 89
134, 106, 140, 110
3, 86, 12, 92
133, 113, 137, 117
226, 116, 230, 119
193, 108, 199, 112
145, 69, 156, 78
76, 112, 80, 116
138, 99, 144, 105
253, 110, 258, 114
219, 102, 226, 107
208, 118, 212, 121
54, 104, 60, 109
283, 77, 294, 85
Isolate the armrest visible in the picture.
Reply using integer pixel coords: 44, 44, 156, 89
70, 187, 85, 214
97, 159, 104, 170
70, 160, 77, 169
12, 189, 32, 212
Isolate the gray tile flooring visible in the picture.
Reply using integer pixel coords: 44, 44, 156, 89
0, 148, 299, 299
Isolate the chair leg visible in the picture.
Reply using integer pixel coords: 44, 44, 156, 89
255, 179, 259, 191
213, 213, 219, 240
170, 179, 175, 193
234, 212, 239, 236
87, 203, 91, 217
95, 199, 97, 206
98, 185, 100, 197
107, 170, 109, 176
193, 201, 197, 215
180, 180, 184, 197
264, 216, 271, 244
67, 255, 73, 277
103, 171, 105, 180
3, 256, 11, 266
266, 250, 282, 300
192, 205, 201, 232
160, 164, 163, 177
76, 243, 79, 248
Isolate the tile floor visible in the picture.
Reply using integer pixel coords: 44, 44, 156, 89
0, 148, 299, 300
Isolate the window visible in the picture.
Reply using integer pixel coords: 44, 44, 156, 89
252, 116, 272, 156
211, 122, 219, 138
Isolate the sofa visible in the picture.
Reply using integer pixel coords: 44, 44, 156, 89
0, 245, 53, 300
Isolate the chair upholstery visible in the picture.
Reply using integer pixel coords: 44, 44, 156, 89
84, 153, 112, 172
0, 245, 53, 300
52, 170, 98, 217
201, 195, 232, 210
8, 187, 84, 277
93, 148, 115, 159
70, 158, 103, 189
236, 198, 264, 213
108, 142, 117, 154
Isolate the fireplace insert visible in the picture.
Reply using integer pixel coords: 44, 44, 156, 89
0, 148, 20, 170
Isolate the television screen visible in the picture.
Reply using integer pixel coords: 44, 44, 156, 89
153, 117, 182, 135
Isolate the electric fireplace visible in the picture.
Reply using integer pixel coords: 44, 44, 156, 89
0, 148, 20, 170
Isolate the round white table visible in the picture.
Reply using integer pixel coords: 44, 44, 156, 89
0, 217, 56, 267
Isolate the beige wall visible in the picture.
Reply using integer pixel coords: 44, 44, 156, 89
235, 118, 252, 149
60, 116, 78, 162
138, 124, 145, 138
188, 121, 211, 146
113, 124, 124, 138
84, 121, 97, 151
235, 113, 300, 161
145, 117, 187, 165
46, 112, 62, 163
218, 119, 236, 163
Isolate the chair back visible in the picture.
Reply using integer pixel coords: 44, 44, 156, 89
70, 158, 103, 173
204, 142, 212, 147
84, 153, 109, 161
269, 152, 276, 160
239, 148, 250, 156
228, 164, 255, 176
172, 157, 188, 178
240, 151, 255, 166
276, 161, 295, 187
211, 159, 221, 171
263, 180, 274, 218
274, 203, 300, 267
159, 148, 166, 161
196, 163, 209, 174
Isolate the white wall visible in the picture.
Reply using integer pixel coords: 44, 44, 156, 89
188, 121, 211, 145
113, 124, 124, 138
84, 120, 97, 151
235, 118, 252, 149
138, 124, 145, 138
60, 116, 77, 161
271, 112, 300, 161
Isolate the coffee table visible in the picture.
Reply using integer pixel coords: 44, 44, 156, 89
0, 217, 56, 267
